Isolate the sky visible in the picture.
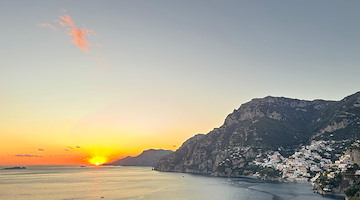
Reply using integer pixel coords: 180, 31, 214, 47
0, 0, 359, 165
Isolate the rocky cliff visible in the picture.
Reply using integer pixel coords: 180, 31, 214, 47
109, 149, 173, 167
348, 146, 360, 165
155, 92, 360, 177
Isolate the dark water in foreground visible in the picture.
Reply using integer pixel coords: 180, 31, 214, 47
0, 166, 343, 200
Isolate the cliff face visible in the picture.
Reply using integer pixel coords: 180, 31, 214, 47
348, 147, 360, 165
312, 92, 360, 141
110, 149, 173, 167
155, 92, 360, 177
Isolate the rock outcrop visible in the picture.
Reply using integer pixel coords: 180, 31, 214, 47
348, 147, 360, 165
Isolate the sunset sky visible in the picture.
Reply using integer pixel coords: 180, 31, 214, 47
1, 1, 359, 165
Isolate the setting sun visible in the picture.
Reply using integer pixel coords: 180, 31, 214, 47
1, 1, 360, 200
88, 156, 107, 166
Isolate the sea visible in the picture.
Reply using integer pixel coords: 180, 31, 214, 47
0, 165, 344, 200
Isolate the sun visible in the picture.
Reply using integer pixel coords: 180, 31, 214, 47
88, 156, 107, 166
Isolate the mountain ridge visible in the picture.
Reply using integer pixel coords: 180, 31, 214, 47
109, 149, 173, 167
155, 92, 360, 177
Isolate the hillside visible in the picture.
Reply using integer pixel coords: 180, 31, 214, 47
155, 92, 360, 178
110, 149, 173, 167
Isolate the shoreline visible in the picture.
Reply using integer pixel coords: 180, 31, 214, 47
154, 168, 345, 200
1, 165, 345, 200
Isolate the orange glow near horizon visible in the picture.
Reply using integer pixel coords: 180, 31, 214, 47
83, 147, 123, 166
88, 156, 107, 166
0, 135, 183, 165
0, 80, 222, 166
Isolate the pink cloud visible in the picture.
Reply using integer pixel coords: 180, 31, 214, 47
58, 15, 75, 27
58, 15, 93, 52
38, 23, 58, 31
40, 13, 108, 67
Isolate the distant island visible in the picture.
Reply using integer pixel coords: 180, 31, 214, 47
2, 166, 27, 170
108, 149, 173, 167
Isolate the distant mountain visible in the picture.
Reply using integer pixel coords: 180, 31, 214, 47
109, 149, 173, 167
155, 92, 360, 177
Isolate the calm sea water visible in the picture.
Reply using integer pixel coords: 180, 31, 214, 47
0, 166, 343, 200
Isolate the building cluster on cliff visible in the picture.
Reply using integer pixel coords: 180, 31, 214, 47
253, 140, 359, 182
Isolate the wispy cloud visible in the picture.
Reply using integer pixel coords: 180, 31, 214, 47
57, 15, 93, 52
38, 23, 58, 31
65, 146, 73, 151
14, 154, 43, 157
38, 148, 45, 151
65, 145, 81, 151
40, 12, 109, 67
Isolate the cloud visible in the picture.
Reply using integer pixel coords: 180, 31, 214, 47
58, 15, 75, 26
57, 15, 93, 52
40, 13, 108, 67
38, 148, 45, 151
14, 154, 43, 157
65, 146, 73, 151
65, 145, 81, 151
38, 23, 58, 31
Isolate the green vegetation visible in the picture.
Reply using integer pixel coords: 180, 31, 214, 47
349, 197, 360, 200
354, 163, 360, 171
317, 169, 343, 190
345, 178, 360, 199
258, 167, 282, 178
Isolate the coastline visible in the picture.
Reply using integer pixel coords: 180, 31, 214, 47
1, 165, 345, 200
155, 168, 345, 200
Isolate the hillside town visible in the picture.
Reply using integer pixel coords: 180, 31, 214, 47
252, 140, 360, 198
253, 140, 359, 181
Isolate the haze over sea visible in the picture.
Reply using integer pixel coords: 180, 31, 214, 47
1, 166, 342, 200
